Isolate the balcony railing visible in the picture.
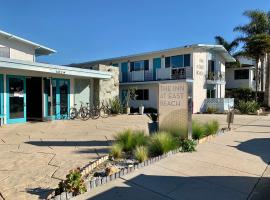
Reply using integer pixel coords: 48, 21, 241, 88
206, 72, 225, 84
120, 67, 193, 83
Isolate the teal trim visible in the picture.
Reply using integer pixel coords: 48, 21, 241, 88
121, 62, 128, 82
6, 75, 26, 124
0, 74, 3, 115
153, 58, 161, 80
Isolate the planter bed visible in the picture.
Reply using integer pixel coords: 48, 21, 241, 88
48, 128, 227, 200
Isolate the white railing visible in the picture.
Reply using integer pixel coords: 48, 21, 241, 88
203, 98, 234, 113
131, 70, 144, 82
156, 68, 171, 80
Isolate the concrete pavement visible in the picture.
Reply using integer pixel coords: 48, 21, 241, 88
74, 115, 270, 200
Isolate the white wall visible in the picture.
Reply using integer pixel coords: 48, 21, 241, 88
225, 67, 254, 90
0, 35, 35, 61
120, 83, 159, 109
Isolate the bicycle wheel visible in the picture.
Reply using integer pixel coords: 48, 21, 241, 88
79, 107, 91, 121
100, 107, 109, 118
69, 107, 78, 120
91, 108, 100, 119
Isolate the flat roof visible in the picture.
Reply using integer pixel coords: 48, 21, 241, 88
0, 30, 56, 56
0, 57, 111, 79
72, 44, 236, 66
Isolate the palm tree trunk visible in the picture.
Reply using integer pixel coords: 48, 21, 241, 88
260, 58, 265, 91
264, 53, 270, 107
255, 60, 259, 100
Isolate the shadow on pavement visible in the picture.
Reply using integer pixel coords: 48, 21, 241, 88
84, 174, 270, 200
25, 140, 111, 147
26, 187, 54, 200
234, 138, 270, 164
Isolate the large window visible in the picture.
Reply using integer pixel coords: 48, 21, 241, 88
234, 69, 249, 80
135, 89, 149, 100
165, 54, 191, 68
130, 60, 149, 71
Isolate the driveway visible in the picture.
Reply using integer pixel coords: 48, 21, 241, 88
0, 115, 149, 200
74, 115, 270, 200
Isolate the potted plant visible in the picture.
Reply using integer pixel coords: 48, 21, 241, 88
125, 87, 137, 115
147, 113, 158, 134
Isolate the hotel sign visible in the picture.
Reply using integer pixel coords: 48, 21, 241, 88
158, 82, 189, 138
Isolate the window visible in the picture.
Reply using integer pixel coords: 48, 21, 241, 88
208, 60, 215, 72
130, 60, 149, 71
207, 89, 216, 98
135, 89, 149, 100
165, 54, 191, 68
0, 47, 10, 58
171, 55, 183, 68
184, 54, 191, 67
234, 69, 249, 79
112, 63, 119, 67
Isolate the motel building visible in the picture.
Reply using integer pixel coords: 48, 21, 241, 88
0, 30, 113, 125
73, 44, 236, 113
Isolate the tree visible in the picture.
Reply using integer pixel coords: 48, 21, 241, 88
241, 34, 270, 100
214, 36, 240, 67
234, 10, 270, 102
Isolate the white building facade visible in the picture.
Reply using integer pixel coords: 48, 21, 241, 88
0, 30, 115, 124
74, 44, 235, 113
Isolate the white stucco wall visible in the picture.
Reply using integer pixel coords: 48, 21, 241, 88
120, 83, 159, 109
225, 67, 254, 90
0, 35, 35, 61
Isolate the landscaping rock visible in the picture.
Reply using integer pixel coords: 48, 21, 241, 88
105, 164, 120, 176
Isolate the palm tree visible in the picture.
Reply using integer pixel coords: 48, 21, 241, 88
241, 34, 270, 100
234, 10, 270, 102
214, 36, 240, 67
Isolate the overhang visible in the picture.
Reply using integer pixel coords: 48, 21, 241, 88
0, 30, 56, 56
75, 44, 236, 66
0, 57, 112, 79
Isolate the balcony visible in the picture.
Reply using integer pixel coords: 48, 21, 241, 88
206, 72, 225, 84
120, 67, 193, 83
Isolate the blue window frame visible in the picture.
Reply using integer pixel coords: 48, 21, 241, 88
130, 60, 149, 71
171, 55, 183, 68
184, 54, 191, 67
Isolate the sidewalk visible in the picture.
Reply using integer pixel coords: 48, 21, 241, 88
74, 115, 270, 200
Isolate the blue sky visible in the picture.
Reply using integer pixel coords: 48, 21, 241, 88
0, 0, 269, 65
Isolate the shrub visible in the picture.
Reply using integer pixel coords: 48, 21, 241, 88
204, 120, 219, 136
134, 146, 148, 162
132, 130, 149, 147
114, 129, 133, 152
114, 129, 148, 152
110, 143, 123, 159
238, 100, 260, 114
109, 97, 123, 114
149, 132, 178, 156
192, 121, 206, 140
206, 107, 218, 114
180, 139, 197, 152
57, 168, 87, 196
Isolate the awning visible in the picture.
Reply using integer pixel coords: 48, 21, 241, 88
0, 57, 112, 79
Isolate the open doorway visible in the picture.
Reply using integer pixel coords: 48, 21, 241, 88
26, 77, 42, 121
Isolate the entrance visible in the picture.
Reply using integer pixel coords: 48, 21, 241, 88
7, 75, 26, 124
26, 77, 42, 121
44, 78, 70, 120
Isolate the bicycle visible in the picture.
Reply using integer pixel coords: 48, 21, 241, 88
69, 102, 89, 120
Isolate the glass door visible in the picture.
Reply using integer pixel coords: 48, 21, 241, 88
7, 76, 26, 124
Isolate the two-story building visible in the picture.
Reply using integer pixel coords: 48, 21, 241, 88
73, 44, 235, 113
0, 30, 117, 124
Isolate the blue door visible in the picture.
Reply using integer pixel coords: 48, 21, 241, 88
0, 74, 4, 116
7, 75, 26, 124
51, 79, 70, 120
121, 62, 128, 82
153, 58, 161, 80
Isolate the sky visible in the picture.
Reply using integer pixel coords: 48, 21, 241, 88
0, 0, 269, 65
